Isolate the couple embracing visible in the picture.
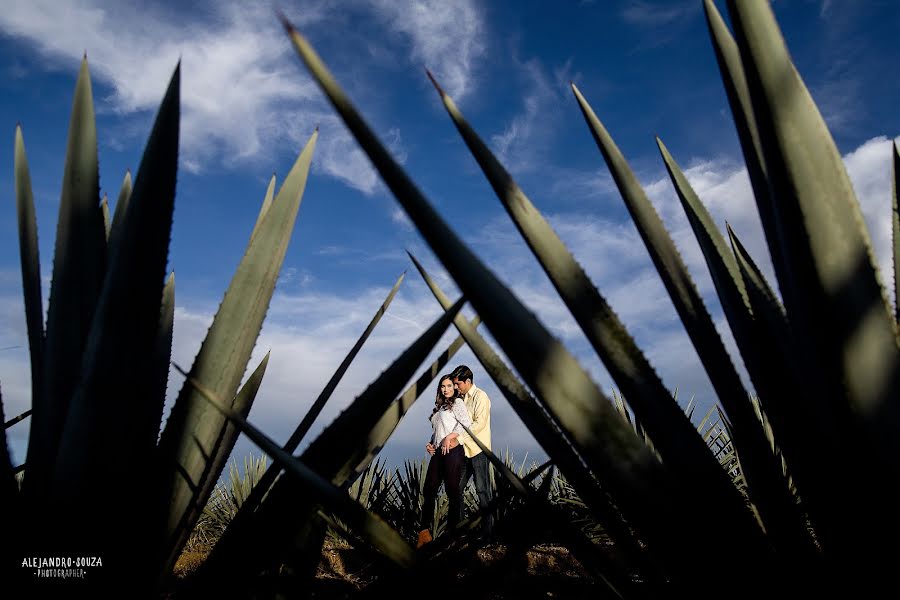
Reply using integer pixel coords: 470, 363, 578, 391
417, 365, 493, 548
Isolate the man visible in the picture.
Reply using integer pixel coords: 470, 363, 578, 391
428, 364, 493, 541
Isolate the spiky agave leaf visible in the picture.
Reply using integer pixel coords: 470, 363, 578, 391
107, 169, 132, 257
14, 127, 43, 423
205, 271, 411, 563
100, 193, 110, 239
24, 56, 106, 501
657, 138, 817, 558
156, 129, 317, 573
430, 73, 760, 563
725, 6, 900, 562
45, 66, 179, 585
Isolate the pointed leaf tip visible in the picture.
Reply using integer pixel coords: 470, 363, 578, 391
425, 69, 445, 96
276, 9, 295, 34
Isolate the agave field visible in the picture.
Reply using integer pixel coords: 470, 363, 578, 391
3, 1, 900, 598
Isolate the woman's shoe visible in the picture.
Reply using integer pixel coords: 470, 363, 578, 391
416, 529, 433, 549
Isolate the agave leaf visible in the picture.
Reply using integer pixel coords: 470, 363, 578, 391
407, 251, 664, 585
893, 142, 899, 326
1, 384, 17, 508
657, 139, 816, 557
249, 173, 276, 243
14, 127, 44, 416
25, 56, 106, 500
572, 85, 772, 563
48, 62, 180, 556
431, 75, 753, 549
217, 271, 408, 540
284, 270, 406, 453
726, 2, 900, 495
156, 128, 317, 570
149, 273, 176, 440
107, 169, 132, 257
168, 352, 270, 571
100, 193, 110, 240
195, 298, 464, 589
175, 365, 416, 570
283, 19, 726, 587
703, 0, 785, 288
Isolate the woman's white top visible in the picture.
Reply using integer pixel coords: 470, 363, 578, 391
430, 398, 473, 446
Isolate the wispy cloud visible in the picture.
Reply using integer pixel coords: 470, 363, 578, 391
0, 0, 418, 193
366, 0, 485, 101
621, 0, 694, 28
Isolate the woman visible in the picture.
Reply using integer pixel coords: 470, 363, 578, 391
417, 374, 472, 548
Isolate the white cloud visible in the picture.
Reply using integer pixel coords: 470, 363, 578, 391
621, 1, 694, 28
366, 0, 485, 102
0, 0, 416, 194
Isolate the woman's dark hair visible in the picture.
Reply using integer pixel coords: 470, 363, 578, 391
430, 374, 458, 421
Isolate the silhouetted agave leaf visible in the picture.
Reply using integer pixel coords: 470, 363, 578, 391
893, 142, 900, 325
283, 19, 721, 588
284, 270, 407, 453
431, 74, 750, 546
14, 127, 43, 419
175, 366, 416, 570
572, 85, 771, 565
25, 56, 107, 502
107, 170, 132, 256
4, 409, 32, 429
156, 128, 317, 570
195, 299, 463, 591
406, 251, 664, 585
657, 138, 816, 558
703, 0, 784, 287
459, 422, 630, 600
49, 64, 180, 534
726, 2, 900, 496
150, 273, 176, 440
221, 271, 408, 535
1, 384, 16, 508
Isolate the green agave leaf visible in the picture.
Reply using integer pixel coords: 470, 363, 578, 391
407, 251, 664, 585
215, 271, 408, 545
431, 74, 751, 549
893, 142, 899, 326
249, 173, 276, 244
48, 62, 180, 559
24, 56, 106, 501
107, 169, 132, 257
571, 84, 769, 560
726, 2, 900, 473
657, 139, 816, 558
156, 127, 317, 569
195, 298, 464, 589
703, 0, 785, 287
14, 126, 44, 419
167, 352, 270, 572
175, 366, 416, 570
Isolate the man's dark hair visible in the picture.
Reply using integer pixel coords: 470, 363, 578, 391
451, 365, 473, 383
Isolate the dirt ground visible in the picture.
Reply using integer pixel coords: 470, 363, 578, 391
173, 540, 603, 599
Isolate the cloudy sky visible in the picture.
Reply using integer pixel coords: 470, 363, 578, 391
1, 0, 899, 479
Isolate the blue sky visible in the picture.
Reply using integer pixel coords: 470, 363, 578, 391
1, 0, 899, 479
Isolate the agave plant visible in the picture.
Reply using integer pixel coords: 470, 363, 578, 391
272, 0, 900, 596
